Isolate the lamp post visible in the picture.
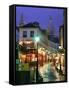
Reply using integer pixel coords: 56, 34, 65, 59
59, 46, 62, 72
34, 36, 40, 82
58, 46, 64, 74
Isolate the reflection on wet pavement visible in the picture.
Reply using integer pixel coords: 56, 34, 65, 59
39, 63, 65, 82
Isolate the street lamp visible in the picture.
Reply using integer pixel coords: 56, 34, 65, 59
34, 36, 40, 42
58, 46, 62, 73
58, 45, 64, 74
34, 36, 40, 82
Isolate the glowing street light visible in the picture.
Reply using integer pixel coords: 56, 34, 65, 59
59, 46, 62, 49
34, 36, 40, 42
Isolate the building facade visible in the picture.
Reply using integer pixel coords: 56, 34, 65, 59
16, 22, 59, 66
59, 25, 66, 49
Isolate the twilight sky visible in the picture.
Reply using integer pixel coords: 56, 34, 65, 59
16, 6, 64, 37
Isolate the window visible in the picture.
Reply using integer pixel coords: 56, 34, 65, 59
23, 31, 27, 37
30, 31, 34, 37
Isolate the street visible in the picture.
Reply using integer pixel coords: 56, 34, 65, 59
38, 62, 65, 82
